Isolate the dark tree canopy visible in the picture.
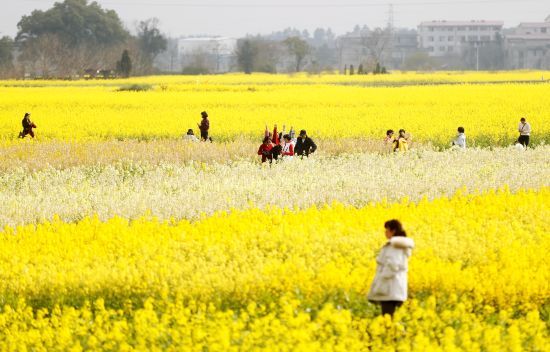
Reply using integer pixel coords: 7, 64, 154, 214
137, 18, 167, 63
0, 36, 14, 68
236, 39, 257, 74
16, 0, 128, 47
117, 49, 132, 77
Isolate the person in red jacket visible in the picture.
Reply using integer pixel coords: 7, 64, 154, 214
258, 136, 274, 163
197, 111, 210, 141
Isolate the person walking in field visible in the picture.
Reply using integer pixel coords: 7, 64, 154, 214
517, 117, 531, 147
451, 127, 466, 149
198, 111, 210, 141
368, 219, 414, 318
295, 130, 317, 158
19, 113, 37, 139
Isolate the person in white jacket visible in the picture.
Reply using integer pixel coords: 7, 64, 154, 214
451, 126, 466, 149
368, 219, 415, 317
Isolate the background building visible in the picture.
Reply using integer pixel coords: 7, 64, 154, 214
418, 20, 503, 57
505, 16, 550, 69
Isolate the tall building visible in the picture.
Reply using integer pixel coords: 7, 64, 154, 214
418, 20, 503, 57
505, 16, 550, 69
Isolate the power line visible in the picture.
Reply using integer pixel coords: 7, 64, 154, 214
19, 0, 548, 7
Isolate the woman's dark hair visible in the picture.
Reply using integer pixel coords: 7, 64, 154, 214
458, 126, 465, 133
283, 134, 291, 141
187, 129, 194, 135
384, 219, 407, 237
262, 136, 270, 144
386, 129, 394, 136
399, 129, 406, 134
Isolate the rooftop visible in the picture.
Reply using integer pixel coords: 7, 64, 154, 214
506, 34, 550, 40
419, 20, 503, 27
518, 22, 550, 27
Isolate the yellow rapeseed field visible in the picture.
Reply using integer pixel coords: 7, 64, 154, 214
0, 189, 549, 350
0, 72, 549, 350
0, 72, 549, 146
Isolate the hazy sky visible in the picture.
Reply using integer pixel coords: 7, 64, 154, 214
1, 0, 549, 38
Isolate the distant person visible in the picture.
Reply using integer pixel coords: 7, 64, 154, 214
183, 129, 199, 142
271, 144, 283, 162
265, 124, 280, 145
394, 129, 410, 152
384, 129, 396, 152
258, 136, 274, 163
198, 111, 210, 141
281, 134, 295, 160
517, 117, 531, 147
451, 127, 466, 149
289, 126, 297, 144
368, 219, 415, 318
18, 113, 37, 139
295, 130, 317, 158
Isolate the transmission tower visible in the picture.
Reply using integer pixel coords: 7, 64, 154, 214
386, 3, 395, 67
387, 3, 394, 32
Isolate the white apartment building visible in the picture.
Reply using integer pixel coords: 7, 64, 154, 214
418, 20, 504, 56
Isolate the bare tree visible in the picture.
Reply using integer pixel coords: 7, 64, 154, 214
284, 36, 310, 72
360, 27, 391, 70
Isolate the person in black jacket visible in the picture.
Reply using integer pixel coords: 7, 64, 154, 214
295, 130, 317, 158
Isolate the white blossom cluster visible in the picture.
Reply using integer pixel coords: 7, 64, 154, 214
2, 146, 548, 228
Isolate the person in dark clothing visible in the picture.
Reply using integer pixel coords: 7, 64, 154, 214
271, 144, 282, 161
294, 130, 317, 158
19, 113, 37, 138
198, 111, 210, 141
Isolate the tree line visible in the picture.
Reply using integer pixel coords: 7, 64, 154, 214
0, 0, 167, 78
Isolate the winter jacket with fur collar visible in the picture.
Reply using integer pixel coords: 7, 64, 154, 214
368, 236, 415, 302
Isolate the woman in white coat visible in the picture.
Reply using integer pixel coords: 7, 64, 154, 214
368, 219, 415, 317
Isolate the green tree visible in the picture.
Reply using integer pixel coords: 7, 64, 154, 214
16, 0, 129, 76
283, 36, 310, 72
0, 36, 14, 68
16, 0, 128, 47
236, 39, 257, 74
136, 18, 167, 69
117, 50, 132, 77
